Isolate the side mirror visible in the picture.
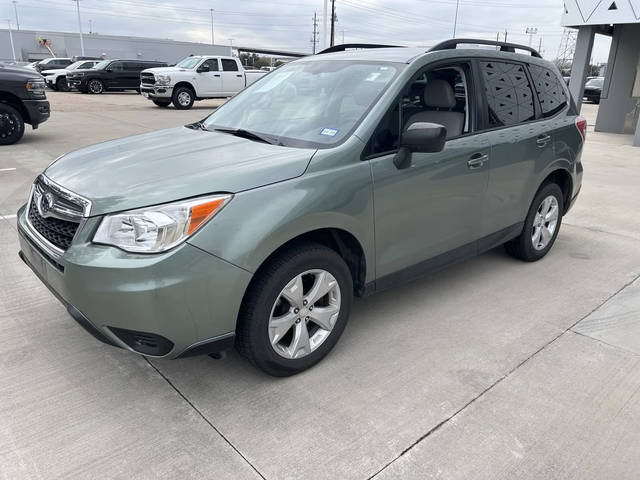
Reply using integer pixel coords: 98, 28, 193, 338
197, 64, 210, 73
394, 122, 447, 169
106, 68, 113, 72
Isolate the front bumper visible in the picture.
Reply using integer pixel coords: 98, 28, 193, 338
23, 99, 50, 127
140, 84, 174, 99
17, 204, 251, 358
67, 77, 87, 90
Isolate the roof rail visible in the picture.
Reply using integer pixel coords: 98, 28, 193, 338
317, 43, 403, 55
429, 38, 542, 58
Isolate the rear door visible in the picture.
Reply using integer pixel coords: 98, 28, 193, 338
122, 61, 144, 88
478, 59, 556, 237
106, 61, 126, 88
220, 58, 245, 95
197, 58, 223, 96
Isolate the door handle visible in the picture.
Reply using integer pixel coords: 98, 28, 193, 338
214, 74, 221, 77
536, 135, 551, 147
467, 153, 488, 169
236, 74, 243, 77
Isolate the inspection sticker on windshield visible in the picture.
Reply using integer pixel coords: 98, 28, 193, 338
320, 128, 339, 137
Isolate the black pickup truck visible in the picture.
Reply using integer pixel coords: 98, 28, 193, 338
0, 63, 50, 145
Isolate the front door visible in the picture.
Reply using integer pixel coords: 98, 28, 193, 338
368, 62, 489, 284
106, 61, 127, 88
197, 58, 223, 96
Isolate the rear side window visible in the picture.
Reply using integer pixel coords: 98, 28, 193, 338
479, 61, 535, 128
221, 59, 239, 71
528, 64, 568, 117
109, 62, 124, 72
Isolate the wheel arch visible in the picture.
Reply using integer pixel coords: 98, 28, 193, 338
539, 168, 573, 214
173, 81, 196, 95
0, 91, 30, 124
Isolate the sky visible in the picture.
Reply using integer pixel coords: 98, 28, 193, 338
0, 0, 612, 62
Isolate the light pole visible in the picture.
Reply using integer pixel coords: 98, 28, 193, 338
72, 0, 85, 56
12, 1, 19, 30
7, 20, 16, 62
89, 19, 92, 34
453, 0, 459, 38
526, 27, 538, 47
210, 8, 214, 45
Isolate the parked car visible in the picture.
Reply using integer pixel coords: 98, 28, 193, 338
67, 59, 168, 94
35, 57, 73, 74
0, 64, 50, 145
17, 40, 584, 375
583, 76, 604, 103
140, 55, 266, 109
42, 60, 101, 91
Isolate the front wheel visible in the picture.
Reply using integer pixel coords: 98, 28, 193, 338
153, 100, 171, 108
172, 86, 194, 109
236, 244, 353, 376
88, 79, 104, 94
56, 77, 69, 92
0, 103, 25, 145
505, 182, 564, 261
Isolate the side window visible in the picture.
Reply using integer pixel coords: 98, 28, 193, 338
365, 63, 472, 157
124, 62, 140, 71
202, 59, 220, 71
109, 62, 124, 72
221, 59, 239, 72
79, 62, 93, 69
479, 61, 535, 127
528, 64, 568, 117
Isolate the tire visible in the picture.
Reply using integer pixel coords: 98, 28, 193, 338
172, 86, 195, 110
236, 243, 353, 376
0, 103, 25, 145
505, 182, 564, 262
87, 79, 105, 94
56, 77, 69, 92
153, 100, 171, 108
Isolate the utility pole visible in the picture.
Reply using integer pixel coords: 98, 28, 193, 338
329, 0, 336, 47
311, 12, 319, 54
525, 27, 538, 47
322, 0, 328, 49
496, 32, 500, 49
538, 36, 543, 56
12, 1, 19, 30
210, 8, 214, 45
7, 20, 16, 62
504, 29, 508, 43
89, 19, 92, 34
453, 0, 459, 38
72, 0, 85, 56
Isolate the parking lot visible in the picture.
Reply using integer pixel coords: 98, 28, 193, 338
1, 92, 640, 479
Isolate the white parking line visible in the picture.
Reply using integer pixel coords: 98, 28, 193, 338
0, 214, 17, 219
0, 168, 17, 172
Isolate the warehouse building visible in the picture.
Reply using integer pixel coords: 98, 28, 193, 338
0, 28, 232, 64
563, 0, 640, 146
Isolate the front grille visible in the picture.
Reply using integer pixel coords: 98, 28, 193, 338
27, 179, 84, 252
140, 73, 155, 85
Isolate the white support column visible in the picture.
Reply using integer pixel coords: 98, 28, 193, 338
568, 25, 595, 112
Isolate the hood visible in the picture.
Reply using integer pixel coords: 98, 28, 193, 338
142, 66, 192, 74
41, 68, 66, 75
68, 68, 98, 75
0, 64, 42, 78
45, 127, 316, 215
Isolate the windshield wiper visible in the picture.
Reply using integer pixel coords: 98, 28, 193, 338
185, 120, 207, 130
213, 127, 281, 145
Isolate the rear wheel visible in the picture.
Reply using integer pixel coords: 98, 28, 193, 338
172, 86, 194, 110
0, 103, 25, 145
153, 100, 171, 108
56, 77, 69, 92
88, 79, 104, 94
505, 182, 563, 262
236, 243, 353, 376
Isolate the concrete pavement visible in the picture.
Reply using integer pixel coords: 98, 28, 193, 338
1, 93, 639, 479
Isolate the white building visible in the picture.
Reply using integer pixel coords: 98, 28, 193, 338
563, 0, 640, 146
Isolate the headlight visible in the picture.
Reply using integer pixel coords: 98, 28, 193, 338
25, 79, 46, 97
155, 74, 171, 85
93, 194, 232, 253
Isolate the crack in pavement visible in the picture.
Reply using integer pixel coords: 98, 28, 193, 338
367, 271, 640, 479
144, 358, 267, 480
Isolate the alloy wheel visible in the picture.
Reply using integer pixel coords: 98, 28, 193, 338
89, 80, 103, 94
177, 91, 192, 106
268, 269, 341, 359
0, 113, 17, 139
531, 195, 559, 250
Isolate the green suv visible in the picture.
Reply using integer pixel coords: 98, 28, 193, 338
17, 40, 584, 376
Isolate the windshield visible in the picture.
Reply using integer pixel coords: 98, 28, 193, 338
67, 61, 93, 70
176, 56, 203, 69
203, 60, 400, 147
93, 60, 111, 70
586, 78, 604, 88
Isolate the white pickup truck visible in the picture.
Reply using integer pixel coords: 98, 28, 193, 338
140, 55, 267, 109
